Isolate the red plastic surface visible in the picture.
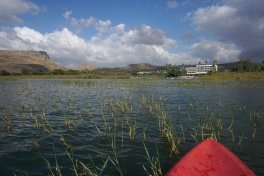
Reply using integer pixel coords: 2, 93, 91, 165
167, 139, 255, 176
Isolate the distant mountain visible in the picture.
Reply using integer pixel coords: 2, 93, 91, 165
0, 50, 63, 73
95, 63, 162, 73
72, 64, 98, 71
124, 63, 159, 72
0, 49, 244, 74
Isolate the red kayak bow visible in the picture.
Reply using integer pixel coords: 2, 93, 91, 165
167, 139, 255, 176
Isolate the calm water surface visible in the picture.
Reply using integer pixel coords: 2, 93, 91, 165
0, 79, 264, 175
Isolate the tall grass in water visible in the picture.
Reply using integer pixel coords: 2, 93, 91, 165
1, 79, 264, 175
1, 110, 13, 133
143, 143, 162, 176
158, 110, 179, 155
140, 95, 180, 154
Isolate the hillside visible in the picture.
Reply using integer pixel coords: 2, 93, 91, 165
96, 63, 161, 73
0, 50, 251, 75
0, 50, 63, 73
72, 64, 98, 71
0, 50, 160, 74
124, 63, 159, 72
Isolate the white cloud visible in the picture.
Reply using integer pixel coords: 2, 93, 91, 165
63, 11, 112, 33
191, 40, 240, 63
92, 19, 112, 33
63, 11, 72, 20
190, 0, 264, 62
2, 4, 247, 68
167, 0, 178, 9
0, 25, 181, 67
0, 0, 40, 23
122, 24, 176, 47
14, 26, 43, 43
0, 22, 241, 67
191, 5, 237, 33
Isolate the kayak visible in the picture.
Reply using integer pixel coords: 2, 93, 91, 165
167, 139, 255, 176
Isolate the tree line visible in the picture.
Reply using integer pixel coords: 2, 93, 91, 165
1, 59, 264, 76
232, 59, 264, 72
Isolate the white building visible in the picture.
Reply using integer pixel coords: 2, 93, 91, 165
186, 65, 218, 75
137, 71, 154, 74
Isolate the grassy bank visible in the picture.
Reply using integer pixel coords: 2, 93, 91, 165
0, 73, 166, 79
1, 71, 263, 80
0, 73, 132, 79
202, 72, 264, 80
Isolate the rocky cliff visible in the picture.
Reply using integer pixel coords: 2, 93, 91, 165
0, 50, 63, 73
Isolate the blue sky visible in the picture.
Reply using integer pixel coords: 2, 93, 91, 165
0, 0, 263, 67
23, 0, 197, 38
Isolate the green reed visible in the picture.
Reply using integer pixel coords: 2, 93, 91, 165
1, 79, 264, 175
1, 110, 13, 133
143, 143, 162, 176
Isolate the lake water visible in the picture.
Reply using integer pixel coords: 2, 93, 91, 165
0, 79, 264, 175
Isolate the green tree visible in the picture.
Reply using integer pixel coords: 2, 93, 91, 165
166, 69, 182, 77
22, 70, 31, 75
234, 59, 261, 72
51, 69, 66, 75
66, 69, 80, 75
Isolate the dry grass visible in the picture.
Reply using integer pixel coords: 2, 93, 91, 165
202, 72, 264, 80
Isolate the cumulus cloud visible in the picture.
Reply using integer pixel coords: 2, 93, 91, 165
0, 24, 182, 67
167, 0, 178, 9
122, 25, 176, 47
190, 0, 264, 62
0, 0, 40, 23
1, 5, 247, 68
191, 40, 240, 64
63, 11, 111, 33
0, 27, 89, 65
0, 22, 241, 67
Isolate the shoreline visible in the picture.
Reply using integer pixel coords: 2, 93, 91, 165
0, 72, 263, 80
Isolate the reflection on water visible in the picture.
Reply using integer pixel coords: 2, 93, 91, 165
0, 79, 264, 175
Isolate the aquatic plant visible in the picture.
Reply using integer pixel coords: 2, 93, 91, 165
1, 110, 13, 133
0, 78, 263, 175
143, 143, 162, 176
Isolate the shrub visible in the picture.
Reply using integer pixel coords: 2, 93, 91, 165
0, 70, 12, 76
